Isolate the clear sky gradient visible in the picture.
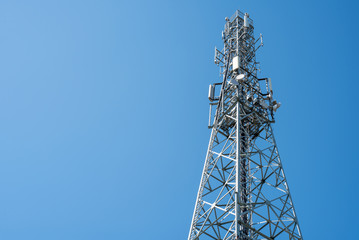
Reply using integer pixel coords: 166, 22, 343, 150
0, 0, 358, 239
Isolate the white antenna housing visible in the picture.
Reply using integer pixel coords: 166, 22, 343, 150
244, 13, 249, 27
232, 56, 239, 71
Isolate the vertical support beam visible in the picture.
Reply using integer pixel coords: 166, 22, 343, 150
236, 86, 249, 240
235, 87, 241, 239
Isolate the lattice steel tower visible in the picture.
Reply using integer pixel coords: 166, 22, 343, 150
188, 10, 303, 240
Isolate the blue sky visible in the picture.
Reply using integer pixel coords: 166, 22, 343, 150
0, 0, 358, 239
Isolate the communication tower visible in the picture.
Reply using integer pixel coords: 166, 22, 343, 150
188, 10, 303, 240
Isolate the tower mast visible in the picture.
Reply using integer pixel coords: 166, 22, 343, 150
188, 10, 302, 240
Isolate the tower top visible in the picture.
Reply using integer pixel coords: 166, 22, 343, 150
226, 10, 253, 26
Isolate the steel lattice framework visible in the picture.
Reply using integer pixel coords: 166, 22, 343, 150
188, 10, 303, 240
